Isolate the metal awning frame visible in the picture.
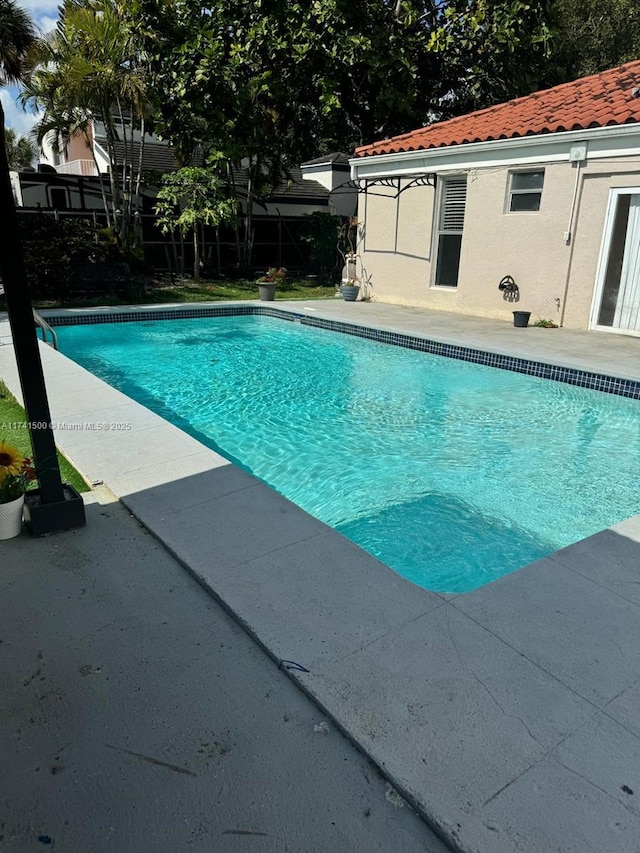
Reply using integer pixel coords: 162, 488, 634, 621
330, 174, 437, 198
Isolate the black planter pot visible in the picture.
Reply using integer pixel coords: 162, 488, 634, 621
24, 483, 86, 537
513, 311, 531, 328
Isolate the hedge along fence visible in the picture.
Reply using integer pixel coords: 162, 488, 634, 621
16, 211, 101, 300
14, 209, 346, 299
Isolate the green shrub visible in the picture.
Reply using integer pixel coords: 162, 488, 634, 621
17, 212, 97, 300
301, 212, 343, 277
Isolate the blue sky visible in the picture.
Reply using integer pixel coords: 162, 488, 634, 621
2, 0, 59, 135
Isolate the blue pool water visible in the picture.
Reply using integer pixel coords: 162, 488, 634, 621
56, 315, 640, 593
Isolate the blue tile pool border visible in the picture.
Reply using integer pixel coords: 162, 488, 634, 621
43, 304, 640, 400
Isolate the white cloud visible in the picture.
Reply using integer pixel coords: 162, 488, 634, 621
36, 14, 58, 34
17, 0, 59, 13
16, 1, 59, 36
1, 89, 41, 139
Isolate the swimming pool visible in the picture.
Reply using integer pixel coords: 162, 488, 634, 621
56, 313, 640, 593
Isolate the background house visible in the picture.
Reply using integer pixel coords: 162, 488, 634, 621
15, 121, 356, 272
35, 122, 355, 215
352, 61, 640, 335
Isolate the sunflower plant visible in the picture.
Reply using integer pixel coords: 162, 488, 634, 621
0, 441, 37, 503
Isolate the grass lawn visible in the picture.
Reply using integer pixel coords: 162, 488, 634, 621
0, 380, 90, 494
34, 275, 340, 310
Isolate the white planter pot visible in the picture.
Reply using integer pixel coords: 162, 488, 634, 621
0, 494, 25, 540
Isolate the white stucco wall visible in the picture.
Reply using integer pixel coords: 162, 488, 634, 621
301, 163, 356, 215
357, 140, 640, 330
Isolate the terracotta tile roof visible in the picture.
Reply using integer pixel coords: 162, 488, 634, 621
355, 61, 640, 158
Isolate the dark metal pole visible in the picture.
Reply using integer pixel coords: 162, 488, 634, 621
0, 102, 65, 504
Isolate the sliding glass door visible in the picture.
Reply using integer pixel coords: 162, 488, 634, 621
593, 190, 640, 335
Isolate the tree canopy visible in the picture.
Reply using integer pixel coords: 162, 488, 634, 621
139, 0, 554, 158
22, 0, 152, 243
16, 0, 639, 271
550, 0, 640, 82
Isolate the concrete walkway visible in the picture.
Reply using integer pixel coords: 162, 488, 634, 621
0, 486, 448, 852
267, 299, 640, 381
2, 302, 640, 853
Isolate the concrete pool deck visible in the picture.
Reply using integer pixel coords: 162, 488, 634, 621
1, 486, 448, 853
2, 301, 640, 853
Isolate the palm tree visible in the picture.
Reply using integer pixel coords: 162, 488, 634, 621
20, 0, 152, 245
0, 0, 36, 85
4, 127, 36, 169
0, 0, 36, 222
19, 59, 115, 228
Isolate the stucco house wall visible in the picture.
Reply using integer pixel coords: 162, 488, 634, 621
64, 130, 93, 162
361, 181, 435, 303
457, 162, 571, 322
358, 161, 574, 322
353, 62, 640, 333
356, 144, 640, 330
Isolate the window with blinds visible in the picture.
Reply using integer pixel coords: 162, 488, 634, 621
434, 176, 467, 288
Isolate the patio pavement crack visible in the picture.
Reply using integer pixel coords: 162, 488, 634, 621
448, 602, 603, 710
482, 759, 544, 807
326, 601, 449, 666
482, 701, 609, 809
445, 607, 543, 749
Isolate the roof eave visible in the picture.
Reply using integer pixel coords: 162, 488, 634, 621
350, 122, 640, 178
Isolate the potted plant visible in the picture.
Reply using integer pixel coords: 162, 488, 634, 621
341, 254, 361, 302
0, 441, 37, 540
338, 217, 370, 301
256, 266, 287, 301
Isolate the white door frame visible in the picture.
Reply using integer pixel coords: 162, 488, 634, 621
590, 186, 640, 337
